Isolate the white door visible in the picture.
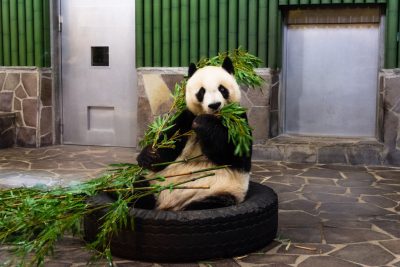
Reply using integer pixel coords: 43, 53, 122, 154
284, 24, 379, 137
62, 0, 137, 147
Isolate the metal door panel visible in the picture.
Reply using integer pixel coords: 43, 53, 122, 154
284, 25, 379, 137
62, 0, 136, 146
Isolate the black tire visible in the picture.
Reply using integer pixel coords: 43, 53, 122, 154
84, 182, 278, 262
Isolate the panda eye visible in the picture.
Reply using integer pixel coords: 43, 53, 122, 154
218, 85, 229, 99
196, 87, 206, 102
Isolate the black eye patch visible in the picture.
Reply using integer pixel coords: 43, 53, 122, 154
196, 87, 206, 102
218, 85, 230, 99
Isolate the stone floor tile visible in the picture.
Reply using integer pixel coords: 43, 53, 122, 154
303, 192, 358, 203
361, 195, 398, 208
297, 256, 361, 267
320, 165, 366, 171
349, 187, 394, 196
265, 175, 306, 185
281, 162, 315, 170
342, 172, 376, 181
375, 171, 400, 179
322, 220, 372, 229
199, 259, 240, 267
336, 179, 373, 187
238, 254, 298, 265
260, 182, 301, 193
305, 177, 337, 185
323, 227, 391, 244
319, 203, 394, 217
330, 243, 395, 266
115, 262, 155, 267
302, 184, 346, 194
278, 228, 322, 243
276, 243, 335, 255
279, 211, 321, 228
383, 194, 400, 201
279, 199, 318, 215
277, 192, 301, 203
300, 168, 342, 179
380, 239, 400, 255
373, 220, 400, 238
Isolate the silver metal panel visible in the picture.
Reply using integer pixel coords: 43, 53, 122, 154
284, 24, 379, 137
61, 0, 137, 147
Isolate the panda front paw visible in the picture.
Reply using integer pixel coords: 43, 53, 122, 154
192, 114, 220, 132
136, 146, 160, 170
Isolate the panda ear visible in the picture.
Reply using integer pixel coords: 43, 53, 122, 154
188, 63, 197, 77
222, 57, 234, 74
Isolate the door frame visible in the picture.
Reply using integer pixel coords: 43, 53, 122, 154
280, 6, 386, 141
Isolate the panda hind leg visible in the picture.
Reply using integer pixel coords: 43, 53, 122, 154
183, 194, 237, 210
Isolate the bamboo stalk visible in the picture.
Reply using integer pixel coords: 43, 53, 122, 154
17, 0, 27, 66
386, 0, 399, 68
199, 0, 209, 58
228, 0, 238, 51
33, 0, 44, 67
153, 0, 162, 66
238, 0, 248, 49
218, 0, 228, 53
258, 0, 268, 67
2, 0, 11, 66
209, 0, 218, 57
180, 0, 189, 66
248, 0, 257, 56
171, 0, 180, 66
135, 0, 144, 67
26, 0, 34, 66
189, 0, 199, 63
162, 165, 229, 178
144, 0, 153, 66
268, 0, 278, 68
10, 0, 18, 66
151, 154, 204, 167
162, 0, 171, 66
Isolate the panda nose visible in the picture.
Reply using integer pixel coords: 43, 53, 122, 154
208, 102, 221, 110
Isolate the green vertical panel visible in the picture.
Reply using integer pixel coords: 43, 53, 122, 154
144, 0, 153, 66
321, 0, 331, 3
386, 0, 398, 68
43, 0, 51, 67
0, 3, 3, 65
268, 0, 277, 68
354, 0, 365, 3
279, 0, 289, 5
153, 0, 162, 66
10, 0, 18, 66
218, 0, 228, 53
180, 0, 189, 65
2, 0, 11, 66
331, 0, 342, 3
248, 0, 257, 56
171, 0, 180, 66
26, 0, 34, 66
162, 0, 171, 66
289, 0, 299, 4
33, 0, 44, 67
199, 0, 208, 58
365, 0, 376, 3
300, 0, 310, 4
135, 0, 144, 67
276, 10, 282, 68
238, 0, 248, 49
228, 0, 238, 51
342, 0, 353, 3
189, 0, 198, 63
258, 0, 268, 67
310, 0, 320, 4
18, 0, 27, 66
209, 0, 218, 57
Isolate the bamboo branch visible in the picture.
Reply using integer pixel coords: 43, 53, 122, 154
151, 154, 204, 167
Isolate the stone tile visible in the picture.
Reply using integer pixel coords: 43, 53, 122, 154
200, 259, 240, 267
160, 74, 184, 91
278, 192, 301, 203
41, 77, 52, 106
348, 145, 382, 165
336, 179, 373, 187
279, 199, 317, 215
349, 187, 393, 196
298, 256, 361, 267
323, 219, 372, 229
319, 203, 393, 217
304, 192, 357, 203
318, 147, 347, 164
14, 98, 21, 110
43, 261, 72, 267
253, 145, 285, 161
285, 146, 317, 164
22, 99, 38, 127
115, 262, 155, 267
261, 182, 300, 194
384, 110, 399, 153
239, 254, 297, 265
269, 111, 279, 138
342, 171, 376, 181
302, 184, 346, 194
3, 73, 20, 91
279, 228, 322, 243
248, 106, 269, 141
361, 195, 398, 208
384, 76, 400, 109
239, 92, 252, 109
373, 220, 400, 237
0, 72, 5, 90
375, 171, 400, 179
320, 165, 366, 172
15, 84, 27, 99
16, 127, 36, 147
323, 227, 391, 243
330, 243, 395, 266
266, 175, 306, 185
0, 91, 13, 112
380, 239, 400, 255
40, 106, 52, 135
41, 132, 53, 146
300, 168, 342, 179
21, 73, 38, 97
246, 85, 269, 106
279, 211, 320, 228
277, 243, 334, 255
306, 177, 336, 185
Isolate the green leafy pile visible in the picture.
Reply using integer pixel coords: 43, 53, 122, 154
141, 48, 262, 156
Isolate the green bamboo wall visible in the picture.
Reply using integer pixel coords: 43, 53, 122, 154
0, 0, 50, 67
136, 0, 400, 69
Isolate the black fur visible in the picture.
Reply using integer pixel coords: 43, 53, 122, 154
137, 109, 196, 172
192, 113, 252, 172
188, 63, 197, 77
183, 194, 237, 210
222, 57, 234, 74
218, 85, 230, 99
196, 87, 206, 102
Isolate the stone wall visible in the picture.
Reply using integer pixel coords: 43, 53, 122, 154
136, 68, 272, 146
0, 68, 53, 147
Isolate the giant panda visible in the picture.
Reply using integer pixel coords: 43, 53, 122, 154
137, 57, 252, 211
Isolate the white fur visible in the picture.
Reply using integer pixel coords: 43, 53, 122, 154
186, 66, 241, 115
148, 135, 249, 210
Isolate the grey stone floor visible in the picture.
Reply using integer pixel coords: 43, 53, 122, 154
0, 145, 400, 267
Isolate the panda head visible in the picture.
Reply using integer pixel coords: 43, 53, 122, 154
185, 57, 241, 115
